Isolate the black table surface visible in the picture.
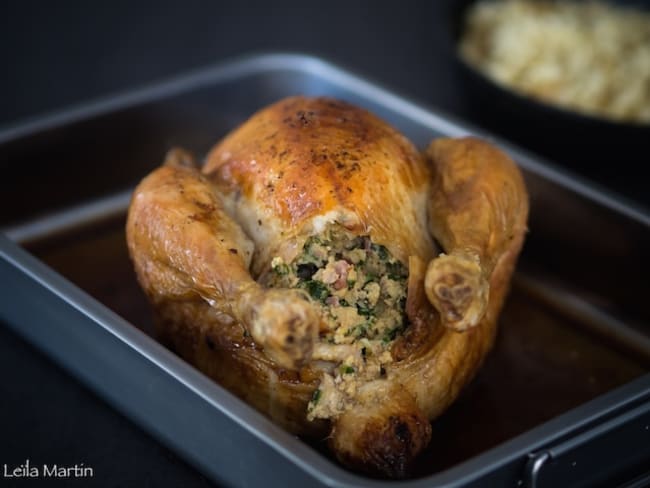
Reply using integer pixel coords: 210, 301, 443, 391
1, 1, 648, 487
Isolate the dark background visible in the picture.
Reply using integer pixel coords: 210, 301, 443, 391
1, 1, 648, 487
1, 1, 464, 128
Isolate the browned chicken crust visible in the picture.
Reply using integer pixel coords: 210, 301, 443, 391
126, 96, 529, 478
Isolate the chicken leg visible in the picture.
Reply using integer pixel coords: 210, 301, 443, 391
126, 149, 320, 369
424, 137, 528, 331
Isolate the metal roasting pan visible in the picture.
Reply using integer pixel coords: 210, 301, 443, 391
1, 53, 649, 487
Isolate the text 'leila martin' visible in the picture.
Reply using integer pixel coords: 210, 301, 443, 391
3, 460, 94, 478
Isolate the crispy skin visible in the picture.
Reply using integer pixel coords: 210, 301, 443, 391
126, 149, 319, 370
424, 138, 528, 332
126, 97, 529, 478
203, 96, 436, 275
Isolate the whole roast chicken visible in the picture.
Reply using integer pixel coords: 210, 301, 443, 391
126, 96, 528, 477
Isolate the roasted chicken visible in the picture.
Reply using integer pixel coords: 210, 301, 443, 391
126, 96, 529, 477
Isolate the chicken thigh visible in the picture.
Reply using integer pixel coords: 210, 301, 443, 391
126, 96, 528, 477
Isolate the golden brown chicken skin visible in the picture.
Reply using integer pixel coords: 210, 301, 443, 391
126, 96, 528, 478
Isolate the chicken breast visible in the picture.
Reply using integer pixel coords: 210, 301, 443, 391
126, 96, 529, 477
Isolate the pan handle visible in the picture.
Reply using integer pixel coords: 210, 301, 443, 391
524, 401, 650, 488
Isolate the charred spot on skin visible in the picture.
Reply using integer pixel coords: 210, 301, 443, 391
284, 109, 317, 129
363, 415, 429, 477
193, 200, 215, 213
308, 150, 328, 166
343, 162, 361, 177
393, 419, 412, 444
282, 116, 297, 128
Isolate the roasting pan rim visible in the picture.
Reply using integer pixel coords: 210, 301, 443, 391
1, 52, 648, 487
